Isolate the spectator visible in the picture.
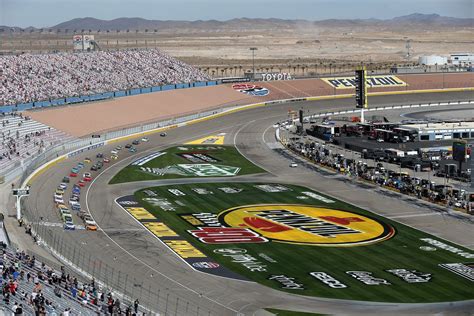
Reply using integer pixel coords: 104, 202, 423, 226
0, 49, 210, 106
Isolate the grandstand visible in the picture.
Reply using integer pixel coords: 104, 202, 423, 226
0, 48, 210, 106
0, 113, 74, 175
0, 245, 145, 314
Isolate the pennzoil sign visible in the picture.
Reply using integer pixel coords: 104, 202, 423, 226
322, 75, 407, 89
190, 204, 395, 247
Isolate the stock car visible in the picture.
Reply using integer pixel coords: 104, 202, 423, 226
132, 140, 140, 145
54, 195, 64, 205
83, 173, 92, 182
63, 218, 75, 230
103, 157, 110, 163
96, 153, 104, 158
77, 180, 86, 187
111, 150, 118, 155
62, 176, 70, 183
58, 183, 68, 190
70, 169, 78, 177
55, 188, 65, 195
72, 185, 80, 194
111, 154, 118, 160
128, 147, 137, 153
160, 132, 167, 137
115, 146, 123, 151
90, 165, 98, 171
125, 144, 132, 149
70, 201, 81, 211
84, 157, 92, 163
141, 137, 149, 142
83, 215, 97, 231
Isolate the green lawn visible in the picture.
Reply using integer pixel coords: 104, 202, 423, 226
110, 145, 265, 184
134, 182, 474, 303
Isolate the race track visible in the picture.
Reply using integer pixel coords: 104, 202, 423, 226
25, 91, 474, 315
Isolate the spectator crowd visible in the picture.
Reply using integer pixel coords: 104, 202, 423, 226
1, 244, 144, 315
0, 49, 210, 106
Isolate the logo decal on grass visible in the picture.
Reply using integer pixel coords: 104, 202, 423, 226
140, 164, 241, 177
218, 204, 395, 246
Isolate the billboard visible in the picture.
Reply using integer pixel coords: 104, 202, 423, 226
452, 140, 467, 162
322, 75, 407, 89
73, 35, 95, 51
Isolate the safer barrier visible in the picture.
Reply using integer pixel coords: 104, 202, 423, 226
0, 80, 219, 113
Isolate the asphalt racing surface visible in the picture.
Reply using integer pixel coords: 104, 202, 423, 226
25, 91, 474, 315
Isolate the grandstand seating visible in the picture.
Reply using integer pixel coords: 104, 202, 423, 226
0, 246, 141, 314
0, 114, 74, 175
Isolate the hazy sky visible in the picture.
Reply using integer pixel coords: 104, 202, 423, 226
1, 0, 472, 27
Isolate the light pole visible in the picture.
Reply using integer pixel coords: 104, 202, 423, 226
250, 47, 257, 80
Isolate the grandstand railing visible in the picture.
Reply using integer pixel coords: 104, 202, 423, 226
0, 80, 219, 113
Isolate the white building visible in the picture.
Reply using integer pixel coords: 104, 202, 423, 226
450, 53, 474, 66
418, 55, 448, 66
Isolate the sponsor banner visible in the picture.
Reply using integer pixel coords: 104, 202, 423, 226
218, 187, 243, 194
321, 75, 407, 89
192, 188, 214, 195
189, 227, 268, 244
220, 77, 250, 84
184, 213, 222, 227
386, 269, 432, 283
268, 275, 304, 290
176, 164, 240, 177
218, 204, 395, 246
420, 238, 474, 259
68, 142, 104, 158
232, 83, 270, 96
310, 272, 348, 289
143, 197, 176, 211
177, 152, 219, 163
192, 261, 220, 269
255, 184, 291, 193
261, 73, 293, 81
346, 271, 391, 285
185, 133, 226, 145
116, 195, 247, 280
131, 152, 166, 166
301, 191, 335, 203
140, 164, 240, 177
439, 263, 474, 282
213, 248, 268, 272
168, 188, 186, 196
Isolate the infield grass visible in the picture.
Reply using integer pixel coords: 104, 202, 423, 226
110, 145, 265, 184
134, 182, 474, 303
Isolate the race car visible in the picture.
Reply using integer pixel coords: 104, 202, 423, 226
132, 140, 140, 145
103, 157, 110, 163
141, 137, 149, 142
84, 157, 92, 163
125, 144, 132, 149
77, 180, 86, 187
83, 215, 97, 231
160, 132, 167, 137
62, 176, 70, 183
111, 154, 119, 160
58, 183, 68, 190
128, 147, 137, 153
83, 172, 92, 182
96, 153, 104, 158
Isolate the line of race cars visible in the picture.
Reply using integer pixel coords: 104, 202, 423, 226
53, 136, 153, 231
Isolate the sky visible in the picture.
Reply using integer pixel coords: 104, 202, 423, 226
0, 0, 472, 27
